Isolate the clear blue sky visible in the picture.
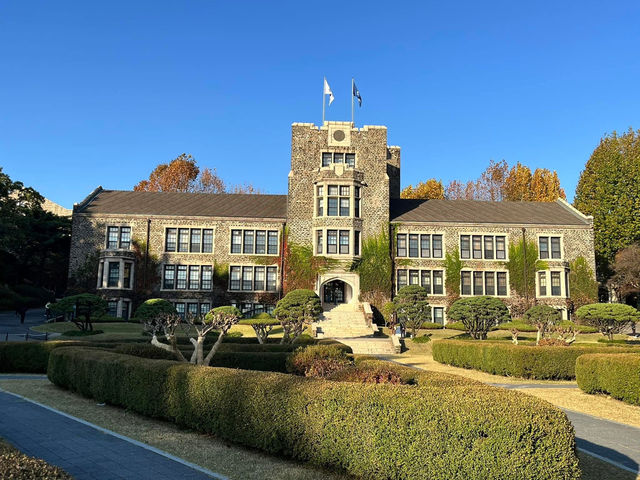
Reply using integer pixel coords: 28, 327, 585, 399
2, 1, 639, 208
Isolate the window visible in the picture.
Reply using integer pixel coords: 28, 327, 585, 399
107, 262, 119, 288
551, 237, 561, 259
339, 230, 349, 254
107, 226, 131, 250
539, 237, 549, 259
123, 262, 132, 289
339, 185, 350, 196
255, 231, 266, 254
201, 266, 212, 289
321, 152, 356, 167
107, 301, 118, 317
254, 266, 265, 291
230, 266, 241, 290
539, 271, 547, 296
120, 227, 131, 249
316, 230, 323, 254
186, 303, 198, 316
327, 198, 338, 216
346, 153, 355, 168
496, 236, 506, 259
354, 231, 360, 256
317, 192, 324, 216
420, 235, 431, 258
432, 235, 443, 258
175, 303, 185, 318
188, 266, 199, 290
266, 266, 277, 291
200, 303, 211, 315
473, 272, 483, 295
460, 235, 470, 259
267, 231, 279, 254
539, 236, 561, 259
242, 266, 253, 290
107, 227, 119, 249
163, 265, 175, 289
421, 270, 431, 294
165, 228, 177, 252
433, 307, 444, 325
461, 271, 471, 295
485, 272, 495, 296
551, 271, 561, 296
484, 236, 494, 260
409, 270, 419, 285
396, 234, 407, 257
327, 230, 337, 254
354, 186, 361, 217
497, 272, 507, 296
339, 198, 350, 216
409, 234, 419, 258
243, 231, 254, 254
433, 271, 443, 294
472, 235, 482, 259
189, 229, 201, 253
203, 229, 213, 253
231, 230, 242, 253
176, 266, 187, 289
397, 270, 407, 291
178, 228, 189, 252
97, 262, 104, 288
122, 301, 130, 320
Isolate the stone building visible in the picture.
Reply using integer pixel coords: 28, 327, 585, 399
68, 121, 595, 323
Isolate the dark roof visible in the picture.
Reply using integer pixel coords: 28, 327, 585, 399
76, 189, 287, 219
390, 198, 590, 226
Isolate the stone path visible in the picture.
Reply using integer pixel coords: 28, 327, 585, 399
0, 390, 226, 480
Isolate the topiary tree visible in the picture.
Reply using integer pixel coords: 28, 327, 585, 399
522, 305, 562, 345
393, 285, 430, 338
274, 289, 322, 344
133, 298, 176, 321
50, 293, 107, 331
575, 303, 640, 341
192, 306, 242, 365
448, 296, 510, 340
239, 312, 280, 344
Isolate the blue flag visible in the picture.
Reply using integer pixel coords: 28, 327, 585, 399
353, 81, 362, 107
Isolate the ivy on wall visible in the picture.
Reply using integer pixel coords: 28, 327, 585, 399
505, 238, 547, 302
132, 238, 161, 298
442, 247, 464, 310
351, 228, 392, 306
213, 262, 229, 290
568, 256, 598, 312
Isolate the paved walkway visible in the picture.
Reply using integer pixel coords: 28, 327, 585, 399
382, 356, 640, 474
0, 308, 51, 341
0, 390, 226, 480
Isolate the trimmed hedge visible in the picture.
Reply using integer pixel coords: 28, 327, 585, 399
48, 347, 580, 479
421, 322, 443, 330
576, 353, 640, 405
0, 341, 116, 373
113, 343, 178, 360
432, 339, 639, 380
0, 439, 72, 479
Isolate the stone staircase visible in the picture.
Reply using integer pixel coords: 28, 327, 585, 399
313, 303, 396, 355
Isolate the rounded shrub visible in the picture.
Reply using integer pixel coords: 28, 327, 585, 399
448, 297, 510, 339
576, 353, 640, 405
412, 335, 431, 344
133, 299, 176, 321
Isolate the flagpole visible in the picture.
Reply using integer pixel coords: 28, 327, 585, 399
351, 78, 354, 126
322, 77, 326, 125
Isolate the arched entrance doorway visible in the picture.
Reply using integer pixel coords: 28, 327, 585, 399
323, 279, 346, 305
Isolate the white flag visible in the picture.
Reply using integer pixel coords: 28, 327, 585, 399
324, 78, 334, 105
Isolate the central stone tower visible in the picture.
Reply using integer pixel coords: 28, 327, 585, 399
287, 121, 400, 305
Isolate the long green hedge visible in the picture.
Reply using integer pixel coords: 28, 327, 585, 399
432, 339, 639, 380
576, 353, 640, 405
0, 341, 115, 373
48, 347, 580, 479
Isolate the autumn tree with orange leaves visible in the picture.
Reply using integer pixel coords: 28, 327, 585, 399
400, 179, 445, 199
134, 154, 259, 194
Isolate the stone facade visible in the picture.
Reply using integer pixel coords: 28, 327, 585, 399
68, 120, 596, 322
